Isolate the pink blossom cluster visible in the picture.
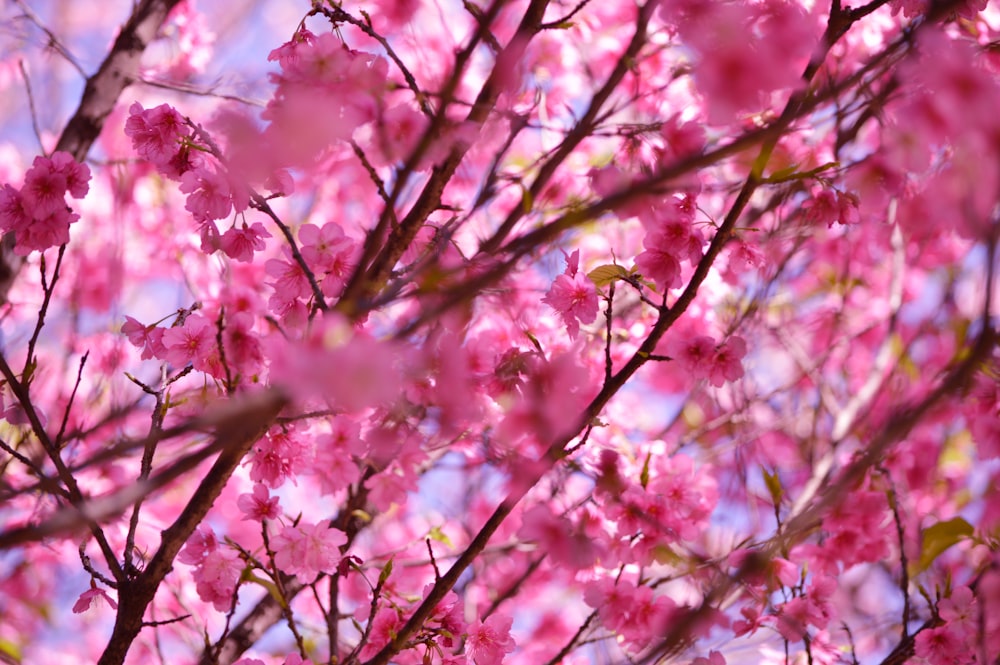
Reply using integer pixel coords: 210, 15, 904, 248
541, 250, 598, 339
634, 194, 706, 292
122, 303, 263, 379
0, 151, 90, 254
178, 526, 243, 611
665, 334, 748, 387
125, 102, 267, 263
264, 29, 389, 165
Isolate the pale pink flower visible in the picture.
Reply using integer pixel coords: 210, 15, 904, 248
706, 336, 747, 387
465, 613, 515, 665
178, 525, 219, 565
238, 483, 281, 521
271, 521, 347, 583
180, 166, 237, 222
193, 548, 242, 611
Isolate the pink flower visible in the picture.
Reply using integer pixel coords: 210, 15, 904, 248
542, 271, 598, 339
691, 650, 725, 665
122, 316, 167, 360
221, 221, 271, 262
542, 251, 598, 339
238, 483, 281, 521
0, 184, 30, 233
21, 155, 68, 218
124, 102, 191, 168
193, 548, 242, 611
913, 625, 971, 665
465, 613, 515, 665
706, 336, 747, 387
50, 151, 91, 199
11, 207, 77, 255
667, 335, 716, 375
178, 525, 219, 565
357, 606, 403, 660
161, 314, 215, 371
247, 428, 312, 489
180, 166, 240, 222
72, 586, 118, 614
271, 521, 347, 583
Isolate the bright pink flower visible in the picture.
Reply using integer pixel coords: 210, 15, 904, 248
667, 335, 716, 376
11, 207, 77, 255
161, 314, 215, 370
271, 521, 347, 583
50, 151, 90, 199
122, 316, 166, 360
72, 586, 118, 614
21, 156, 68, 217
238, 483, 281, 521
542, 270, 598, 339
465, 613, 515, 665
0, 184, 30, 232
221, 221, 271, 262
358, 606, 403, 660
706, 336, 747, 387
913, 625, 971, 665
178, 525, 219, 565
124, 102, 191, 168
247, 427, 312, 489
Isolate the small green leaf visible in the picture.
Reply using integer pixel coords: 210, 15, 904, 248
913, 517, 974, 575
0, 638, 21, 664
523, 330, 544, 354
767, 163, 800, 182
520, 185, 534, 214
378, 558, 394, 586
428, 525, 453, 548
587, 264, 629, 288
763, 469, 783, 505
245, 573, 288, 609
639, 450, 652, 489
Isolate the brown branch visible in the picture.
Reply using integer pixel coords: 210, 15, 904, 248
97, 389, 287, 665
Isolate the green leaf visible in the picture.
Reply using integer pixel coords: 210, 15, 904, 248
428, 525, 453, 548
913, 517, 974, 575
524, 330, 544, 354
763, 469, 783, 505
245, 573, 288, 610
766, 163, 800, 182
587, 264, 629, 288
0, 638, 21, 664
520, 185, 533, 214
639, 450, 652, 490
378, 558, 394, 586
